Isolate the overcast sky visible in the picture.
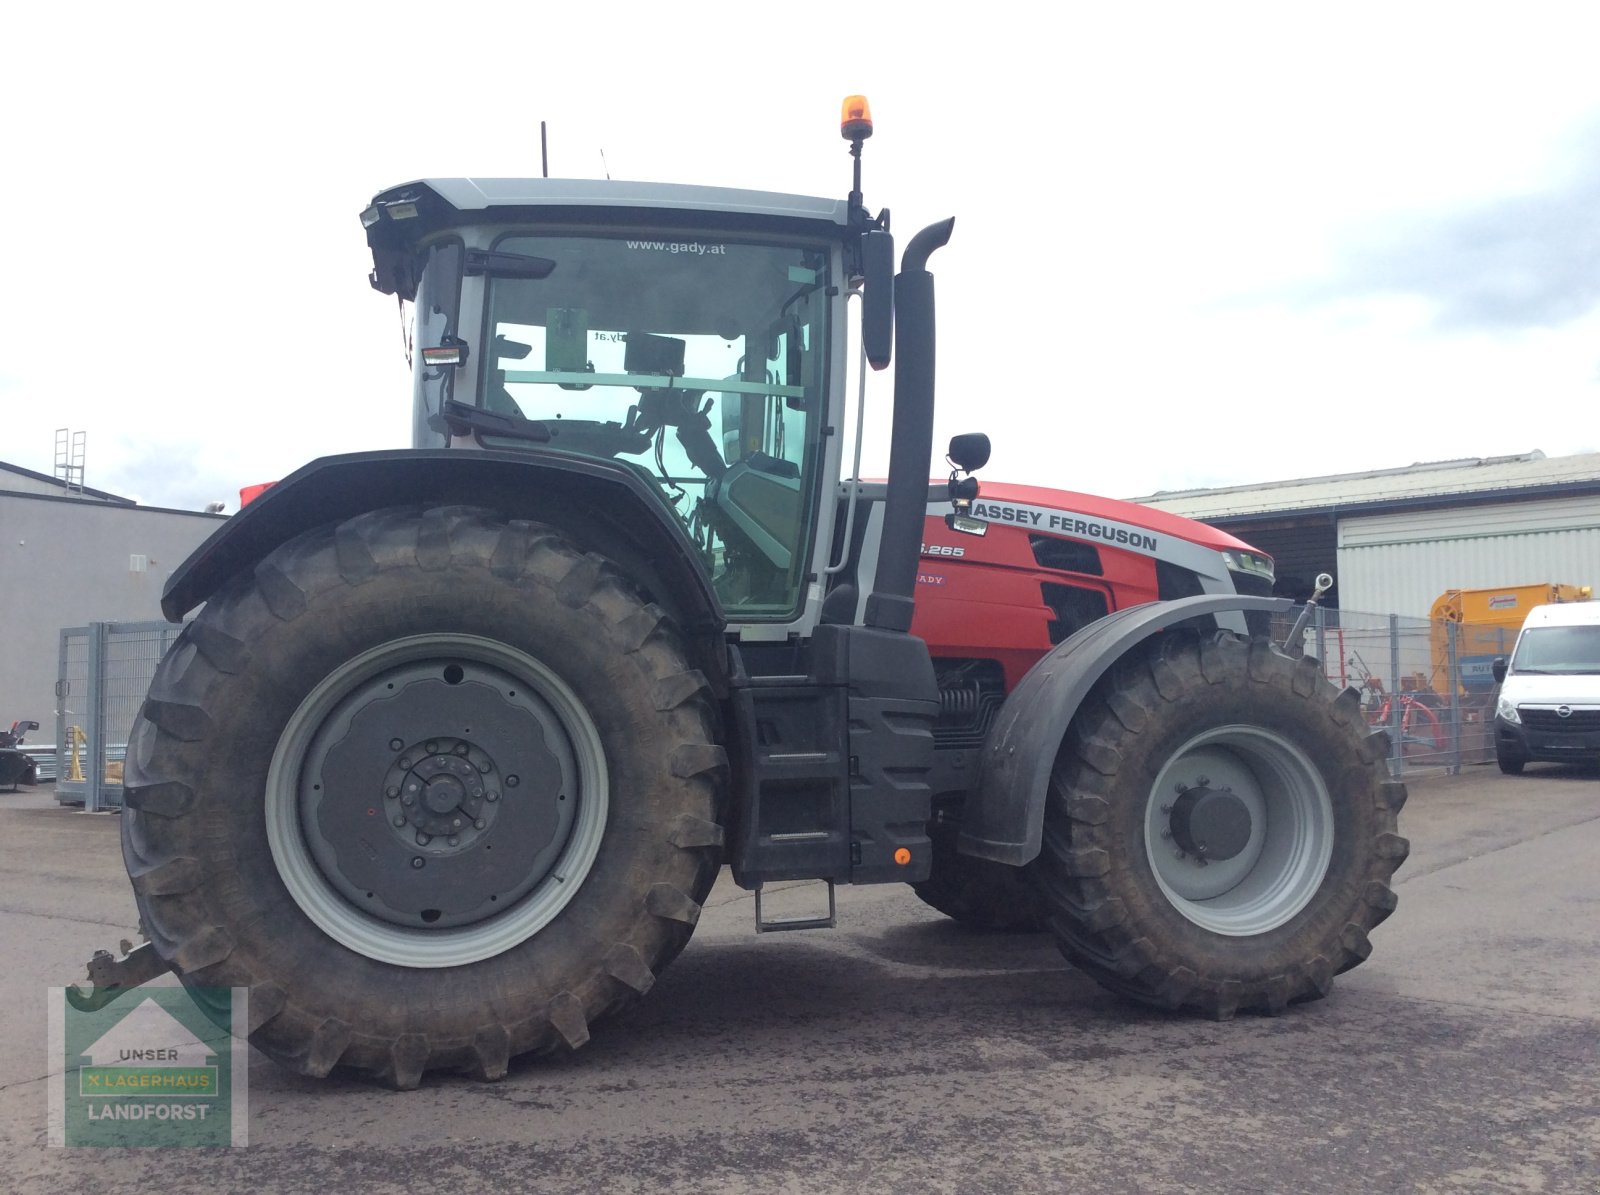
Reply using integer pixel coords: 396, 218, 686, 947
4, 2, 1597, 511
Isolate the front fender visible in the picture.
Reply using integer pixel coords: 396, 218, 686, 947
958, 595, 1293, 866
162, 449, 725, 640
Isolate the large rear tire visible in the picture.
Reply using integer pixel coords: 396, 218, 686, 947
1033, 632, 1408, 1018
122, 507, 725, 1087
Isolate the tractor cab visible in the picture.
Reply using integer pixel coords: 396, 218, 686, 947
364, 178, 858, 630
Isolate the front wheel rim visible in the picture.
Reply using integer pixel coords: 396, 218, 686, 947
265, 634, 608, 967
1144, 725, 1333, 936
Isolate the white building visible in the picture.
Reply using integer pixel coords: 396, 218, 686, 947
1132, 450, 1600, 618
0, 461, 224, 742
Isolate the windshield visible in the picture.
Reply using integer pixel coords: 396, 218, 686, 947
479, 233, 832, 620
1511, 624, 1600, 674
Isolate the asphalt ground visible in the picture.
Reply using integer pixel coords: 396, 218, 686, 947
0, 762, 1596, 1194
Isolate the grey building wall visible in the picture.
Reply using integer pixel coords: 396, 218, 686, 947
0, 491, 224, 739
1337, 495, 1600, 618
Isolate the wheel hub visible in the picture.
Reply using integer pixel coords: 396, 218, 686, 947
1145, 732, 1334, 935
300, 661, 577, 930
385, 739, 499, 851
267, 632, 610, 968
1168, 784, 1252, 862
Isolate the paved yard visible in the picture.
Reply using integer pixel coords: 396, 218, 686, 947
0, 763, 1596, 1193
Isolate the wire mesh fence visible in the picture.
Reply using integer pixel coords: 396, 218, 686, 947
54, 621, 182, 811
1281, 605, 1501, 774
40, 603, 1494, 811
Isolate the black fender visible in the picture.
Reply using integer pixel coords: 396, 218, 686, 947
163, 448, 726, 665
958, 595, 1294, 867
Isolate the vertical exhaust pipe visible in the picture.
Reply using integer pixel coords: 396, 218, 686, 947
865, 217, 955, 631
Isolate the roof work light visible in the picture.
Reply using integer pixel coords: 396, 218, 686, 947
840, 95, 873, 141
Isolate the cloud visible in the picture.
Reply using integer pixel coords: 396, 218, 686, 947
1294, 123, 1600, 332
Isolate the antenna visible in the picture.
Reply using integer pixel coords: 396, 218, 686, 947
600, 148, 611, 180
540, 121, 549, 178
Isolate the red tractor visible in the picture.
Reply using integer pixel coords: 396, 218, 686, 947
87, 99, 1406, 1087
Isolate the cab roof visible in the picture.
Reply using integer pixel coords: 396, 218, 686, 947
373, 178, 850, 226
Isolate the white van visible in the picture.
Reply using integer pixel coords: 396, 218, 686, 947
1492, 601, 1600, 774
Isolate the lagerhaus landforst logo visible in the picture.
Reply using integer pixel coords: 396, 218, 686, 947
48, 986, 248, 1147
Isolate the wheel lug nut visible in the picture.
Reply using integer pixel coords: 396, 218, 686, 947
389, 739, 404, 751
386, 786, 400, 799
485, 791, 499, 803
410, 857, 425, 869
401, 795, 414, 807
1159, 829, 1172, 839
1174, 782, 1188, 793
1196, 776, 1210, 787
451, 818, 462, 829
399, 757, 412, 769
425, 741, 438, 753
447, 836, 459, 847
506, 775, 520, 788
393, 815, 406, 827
454, 743, 469, 755
416, 832, 432, 846
477, 760, 492, 774
474, 819, 486, 830
1160, 804, 1172, 814
1173, 849, 1186, 859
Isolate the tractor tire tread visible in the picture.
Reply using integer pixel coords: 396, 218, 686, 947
1033, 631, 1407, 1019
122, 506, 724, 1086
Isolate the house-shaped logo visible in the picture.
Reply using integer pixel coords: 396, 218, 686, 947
80, 998, 216, 1069
51, 984, 248, 1148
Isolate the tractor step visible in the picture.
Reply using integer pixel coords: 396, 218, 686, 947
754, 880, 836, 933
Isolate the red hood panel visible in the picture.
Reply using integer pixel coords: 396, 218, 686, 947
966, 480, 1256, 552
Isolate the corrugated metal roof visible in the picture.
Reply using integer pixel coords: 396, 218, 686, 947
1130, 451, 1600, 519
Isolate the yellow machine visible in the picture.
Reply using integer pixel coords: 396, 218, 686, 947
1430, 583, 1593, 696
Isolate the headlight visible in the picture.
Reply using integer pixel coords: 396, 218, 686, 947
1223, 550, 1275, 581
1496, 696, 1521, 724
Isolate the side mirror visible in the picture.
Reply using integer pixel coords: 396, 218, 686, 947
862, 229, 894, 370
947, 433, 990, 473
1492, 658, 1507, 684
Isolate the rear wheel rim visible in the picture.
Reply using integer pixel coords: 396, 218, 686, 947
1144, 725, 1333, 936
265, 634, 607, 967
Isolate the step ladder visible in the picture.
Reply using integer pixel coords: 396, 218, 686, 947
753, 880, 836, 933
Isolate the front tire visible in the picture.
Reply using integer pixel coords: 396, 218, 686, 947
123, 507, 725, 1086
1033, 632, 1408, 1018
1496, 742, 1526, 775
